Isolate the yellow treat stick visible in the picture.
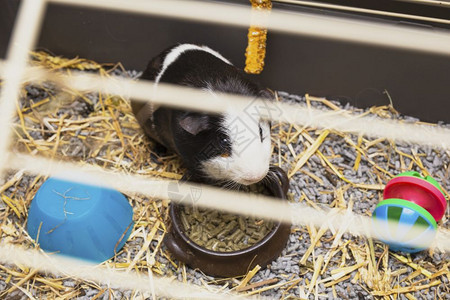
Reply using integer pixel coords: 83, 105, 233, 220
245, 0, 272, 74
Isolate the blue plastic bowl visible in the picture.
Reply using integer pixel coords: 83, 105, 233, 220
27, 177, 134, 262
372, 198, 437, 253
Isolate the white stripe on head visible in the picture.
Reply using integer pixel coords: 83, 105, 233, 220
150, 44, 232, 112
154, 44, 232, 86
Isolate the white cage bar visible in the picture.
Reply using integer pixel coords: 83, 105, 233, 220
0, 0, 449, 298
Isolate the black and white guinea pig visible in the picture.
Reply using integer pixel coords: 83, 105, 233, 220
131, 44, 274, 186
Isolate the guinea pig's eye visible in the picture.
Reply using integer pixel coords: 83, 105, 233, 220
259, 125, 264, 142
218, 137, 231, 157
219, 137, 228, 148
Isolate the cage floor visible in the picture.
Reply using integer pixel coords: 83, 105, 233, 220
0, 52, 448, 299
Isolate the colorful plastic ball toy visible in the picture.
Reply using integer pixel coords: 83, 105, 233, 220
372, 198, 437, 253
27, 177, 134, 262
384, 171, 446, 221
372, 171, 447, 253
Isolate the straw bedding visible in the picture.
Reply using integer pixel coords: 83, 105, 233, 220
0, 52, 448, 299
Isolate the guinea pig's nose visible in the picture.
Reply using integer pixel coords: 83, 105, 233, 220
242, 173, 266, 184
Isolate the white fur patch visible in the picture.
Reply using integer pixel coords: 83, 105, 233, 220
154, 44, 232, 86
201, 97, 272, 185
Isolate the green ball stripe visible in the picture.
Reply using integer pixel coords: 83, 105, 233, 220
375, 198, 437, 230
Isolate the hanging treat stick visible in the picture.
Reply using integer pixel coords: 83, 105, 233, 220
245, 0, 272, 74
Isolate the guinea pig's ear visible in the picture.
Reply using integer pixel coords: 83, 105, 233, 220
179, 114, 210, 135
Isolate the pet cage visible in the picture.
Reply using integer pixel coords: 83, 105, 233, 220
0, 0, 449, 299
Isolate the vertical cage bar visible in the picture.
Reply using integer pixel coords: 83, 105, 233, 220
0, 0, 47, 175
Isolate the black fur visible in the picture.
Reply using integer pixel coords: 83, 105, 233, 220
131, 44, 270, 177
